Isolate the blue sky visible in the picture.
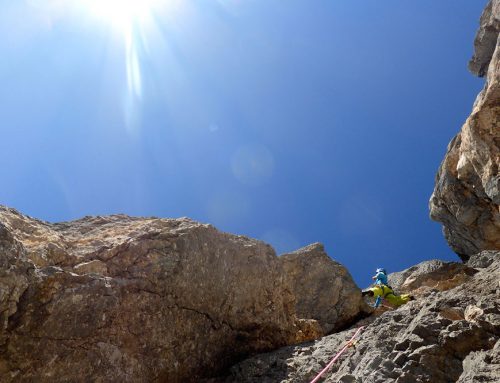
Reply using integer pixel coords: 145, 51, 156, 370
0, 0, 487, 285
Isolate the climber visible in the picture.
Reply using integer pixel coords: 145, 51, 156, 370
362, 268, 414, 308
372, 267, 390, 287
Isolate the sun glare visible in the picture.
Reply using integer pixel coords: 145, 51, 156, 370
85, 0, 159, 31
74, 0, 183, 135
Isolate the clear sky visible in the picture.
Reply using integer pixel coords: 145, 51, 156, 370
0, 0, 488, 285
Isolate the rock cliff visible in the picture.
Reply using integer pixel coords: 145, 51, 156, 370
211, 251, 500, 383
1, 2, 498, 382
0, 206, 361, 382
430, 0, 500, 259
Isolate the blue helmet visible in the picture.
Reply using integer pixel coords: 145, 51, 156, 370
376, 268, 387, 274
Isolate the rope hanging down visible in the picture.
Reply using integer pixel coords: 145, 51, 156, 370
309, 326, 365, 383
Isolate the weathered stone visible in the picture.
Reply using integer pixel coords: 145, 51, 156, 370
73, 259, 109, 275
0, 222, 33, 360
430, 0, 500, 260
215, 252, 500, 383
293, 319, 324, 343
279, 243, 368, 334
388, 259, 477, 294
0, 205, 366, 382
457, 340, 500, 382
0, 206, 301, 382
467, 250, 499, 268
469, 0, 500, 77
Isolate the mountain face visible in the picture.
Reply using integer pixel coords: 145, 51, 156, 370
0, 206, 362, 382
1, 2, 498, 383
430, 0, 500, 260
207, 252, 500, 383
2, 206, 497, 383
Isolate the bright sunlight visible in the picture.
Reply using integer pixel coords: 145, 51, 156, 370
84, 0, 161, 31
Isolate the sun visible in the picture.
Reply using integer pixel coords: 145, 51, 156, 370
84, 0, 160, 31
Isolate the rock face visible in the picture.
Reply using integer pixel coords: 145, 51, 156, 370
430, 0, 500, 260
387, 259, 477, 295
210, 252, 500, 383
0, 206, 301, 382
0, 206, 363, 382
279, 243, 368, 334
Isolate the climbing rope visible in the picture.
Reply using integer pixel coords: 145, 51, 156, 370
309, 326, 365, 383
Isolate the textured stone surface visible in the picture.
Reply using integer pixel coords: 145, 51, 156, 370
0, 206, 302, 382
0, 206, 365, 382
469, 0, 500, 77
279, 243, 368, 334
430, 0, 500, 260
210, 252, 500, 383
387, 259, 477, 295
0, 223, 32, 355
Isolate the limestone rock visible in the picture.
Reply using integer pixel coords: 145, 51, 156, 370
73, 260, 109, 275
430, 0, 500, 260
0, 206, 300, 382
469, 0, 500, 77
279, 243, 367, 334
212, 252, 500, 383
0, 222, 33, 364
293, 319, 324, 344
387, 259, 477, 294
467, 249, 499, 268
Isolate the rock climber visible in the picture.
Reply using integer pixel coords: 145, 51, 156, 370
362, 267, 414, 308
372, 267, 389, 287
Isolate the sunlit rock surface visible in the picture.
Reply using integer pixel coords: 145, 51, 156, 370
0, 206, 361, 382
387, 259, 477, 295
279, 243, 368, 334
430, 0, 500, 260
0, 206, 299, 382
208, 252, 500, 383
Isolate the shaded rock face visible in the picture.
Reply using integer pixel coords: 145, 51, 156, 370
430, 0, 500, 260
0, 223, 33, 352
279, 243, 368, 334
0, 207, 301, 382
210, 252, 500, 383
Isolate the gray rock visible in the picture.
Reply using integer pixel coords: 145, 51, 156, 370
430, 0, 500, 260
215, 252, 500, 383
467, 250, 499, 268
458, 340, 500, 382
279, 243, 368, 334
469, 0, 500, 77
387, 259, 477, 294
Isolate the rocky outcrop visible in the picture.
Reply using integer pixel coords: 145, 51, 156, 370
387, 259, 477, 295
0, 206, 301, 382
279, 243, 368, 334
0, 223, 33, 354
430, 0, 500, 260
0, 206, 363, 382
209, 252, 500, 382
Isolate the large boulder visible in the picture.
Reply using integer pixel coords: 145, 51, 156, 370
429, 0, 500, 260
279, 243, 367, 334
0, 206, 299, 382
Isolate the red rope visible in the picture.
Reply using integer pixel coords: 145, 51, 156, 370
309, 326, 365, 383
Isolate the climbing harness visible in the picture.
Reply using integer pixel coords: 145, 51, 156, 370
309, 326, 365, 383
